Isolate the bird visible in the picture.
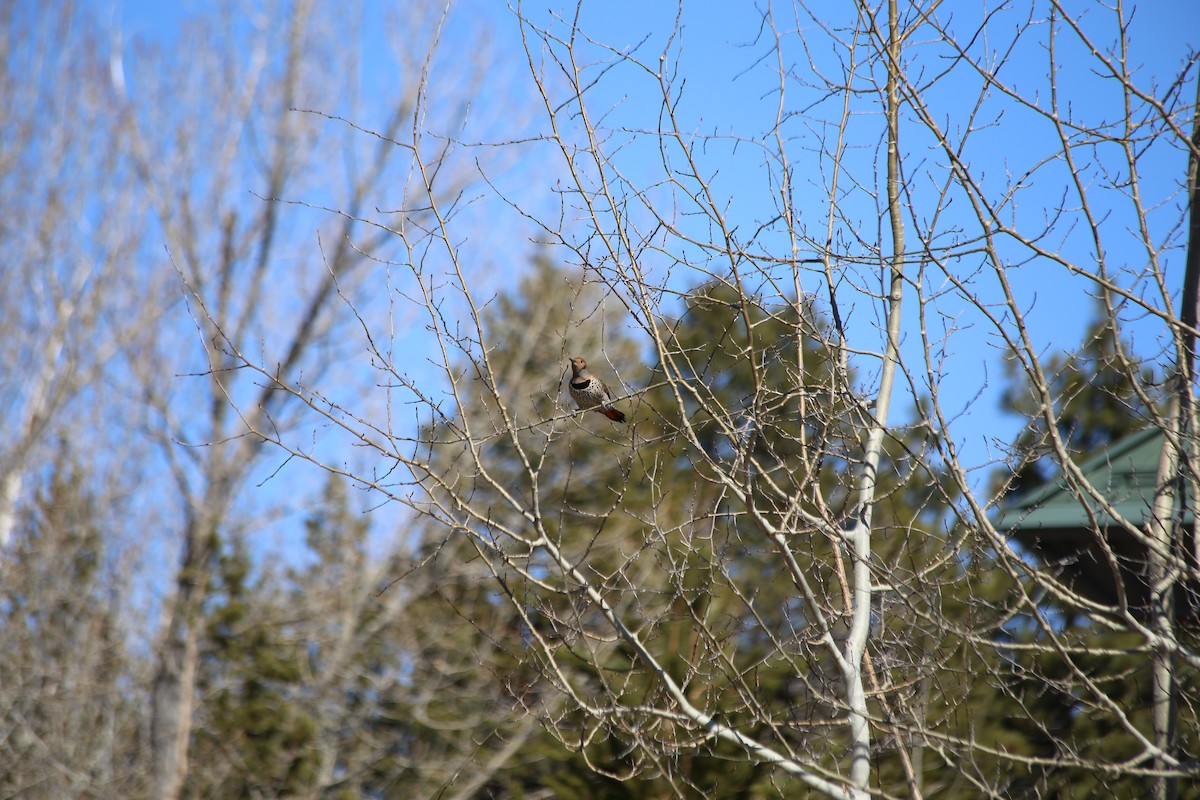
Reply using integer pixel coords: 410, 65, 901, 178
568, 356, 626, 422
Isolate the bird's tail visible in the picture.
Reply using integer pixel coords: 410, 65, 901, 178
601, 407, 626, 423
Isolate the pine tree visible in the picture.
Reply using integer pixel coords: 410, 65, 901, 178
998, 309, 1158, 499
0, 455, 140, 798
986, 309, 1200, 798
412, 264, 959, 797
187, 540, 320, 798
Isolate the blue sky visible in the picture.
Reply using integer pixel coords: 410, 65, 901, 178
500, 2, 1197, 479
103, 0, 1199, 500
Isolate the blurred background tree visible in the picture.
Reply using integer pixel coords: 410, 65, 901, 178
2, 0, 1196, 797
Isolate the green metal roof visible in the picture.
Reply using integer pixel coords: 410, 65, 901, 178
998, 426, 1197, 618
998, 426, 1179, 530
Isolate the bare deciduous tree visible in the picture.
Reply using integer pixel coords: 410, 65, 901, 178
4, 0, 516, 797
0, 3, 156, 551
115, 2, 503, 795
5, 0, 1198, 797
217, 1, 1200, 797
0, 9, 154, 793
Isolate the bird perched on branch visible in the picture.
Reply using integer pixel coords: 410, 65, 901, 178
568, 356, 626, 422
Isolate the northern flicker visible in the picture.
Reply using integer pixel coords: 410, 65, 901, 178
568, 356, 626, 422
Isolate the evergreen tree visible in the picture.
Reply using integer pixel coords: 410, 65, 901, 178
988, 309, 1199, 798
0, 455, 140, 798
998, 309, 1158, 499
410, 263, 960, 798
187, 540, 320, 798
184, 473, 542, 799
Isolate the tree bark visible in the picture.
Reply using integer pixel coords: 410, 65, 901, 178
1148, 75, 1200, 800
149, 507, 219, 800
